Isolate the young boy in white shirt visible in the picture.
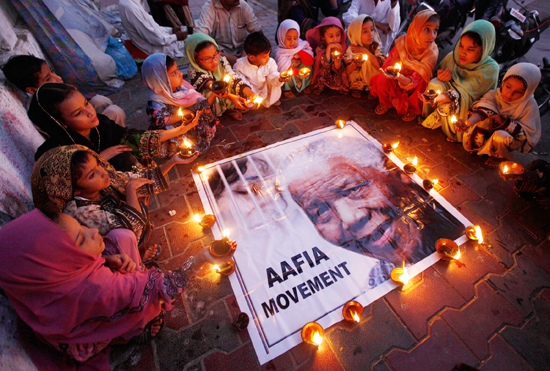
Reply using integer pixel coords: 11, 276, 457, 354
234, 32, 290, 108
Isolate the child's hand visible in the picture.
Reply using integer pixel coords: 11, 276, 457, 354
379, 67, 398, 80
172, 151, 200, 164
229, 94, 248, 110
126, 178, 153, 192
178, 112, 201, 134
437, 68, 452, 82
418, 91, 436, 106
279, 75, 292, 83
104, 254, 137, 273
351, 45, 369, 54
455, 119, 471, 133
99, 145, 132, 160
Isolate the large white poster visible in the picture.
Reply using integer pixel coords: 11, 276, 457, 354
193, 122, 470, 364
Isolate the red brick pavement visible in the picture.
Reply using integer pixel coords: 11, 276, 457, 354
104, 2, 550, 367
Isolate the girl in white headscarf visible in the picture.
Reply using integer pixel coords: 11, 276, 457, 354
460, 63, 542, 166
344, 14, 385, 99
275, 19, 314, 97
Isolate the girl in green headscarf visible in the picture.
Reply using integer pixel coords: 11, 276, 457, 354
185, 33, 256, 121
421, 20, 499, 142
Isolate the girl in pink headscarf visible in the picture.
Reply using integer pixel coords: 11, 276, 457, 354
305, 17, 349, 95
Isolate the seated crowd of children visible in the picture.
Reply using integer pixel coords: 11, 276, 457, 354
0, 7, 545, 370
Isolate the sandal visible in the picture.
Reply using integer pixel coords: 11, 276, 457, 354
402, 112, 417, 122
226, 109, 243, 121
367, 92, 377, 100
143, 244, 161, 265
375, 104, 390, 115
283, 90, 295, 98
133, 310, 165, 344
351, 90, 362, 98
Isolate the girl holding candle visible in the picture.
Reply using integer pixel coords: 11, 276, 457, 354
459, 63, 541, 167
370, 10, 440, 122
275, 19, 314, 98
305, 17, 349, 95
142, 53, 217, 154
344, 15, 385, 99
421, 20, 499, 142
29, 83, 194, 172
185, 33, 256, 121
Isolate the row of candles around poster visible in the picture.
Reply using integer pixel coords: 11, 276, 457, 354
189, 118, 524, 344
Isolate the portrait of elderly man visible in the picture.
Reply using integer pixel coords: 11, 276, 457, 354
280, 136, 464, 287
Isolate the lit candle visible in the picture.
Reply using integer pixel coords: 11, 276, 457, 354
450, 115, 457, 124
299, 67, 311, 78
382, 141, 399, 153
195, 214, 216, 228
436, 90, 441, 95
391, 260, 410, 285
332, 50, 340, 58
342, 300, 363, 323
412, 157, 418, 166
301, 322, 324, 347
223, 74, 231, 83
178, 107, 183, 117
475, 226, 483, 244
404, 157, 418, 174
503, 165, 509, 174
213, 264, 220, 272
335, 120, 346, 129
395, 62, 401, 72
436, 238, 461, 260
423, 178, 439, 190
280, 67, 293, 78
253, 96, 263, 107
433, 179, 439, 185
362, 54, 368, 61
194, 214, 201, 223
466, 225, 484, 244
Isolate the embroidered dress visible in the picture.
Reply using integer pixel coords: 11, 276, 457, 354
275, 19, 314, 94
462, 63, 542, 158
305, 17, 349, 94
142, 53, 217, 153
185, 33, 250, 116
344, 15, 385, 92
421, 20, 499, 142
370, 10, 439, 116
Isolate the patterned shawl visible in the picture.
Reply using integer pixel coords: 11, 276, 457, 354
473, 62, 542, 147
394, 9, 439, 83
31, 145, 128, 213
185, 32, 225, 82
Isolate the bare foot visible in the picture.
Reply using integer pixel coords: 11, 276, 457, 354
142, 244, 159, 262
150, 322, 162, 337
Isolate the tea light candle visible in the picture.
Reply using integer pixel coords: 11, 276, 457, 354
195, 214, 216, 228
335, 120, 346, 129
223, 74, 231, 83
404, 157, 418, 174
498, 161, 524, 179
331, 50, 340, 58
382, 141, 399, 153
466, 225, 483, 244
450, 115, 458, 125
301, 322, 324, 347
436, 238, 461, 260
390, 260, 410, 285
423, 178, 438, 190
386, 62, 401, 76
342, 301, 363, 322
280, 67, 293, 78
179, 138, 195, 157
215, 260, 235, 275
299, 67, 311, 78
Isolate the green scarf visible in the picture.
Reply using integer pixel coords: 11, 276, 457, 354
184, 33, 224, 81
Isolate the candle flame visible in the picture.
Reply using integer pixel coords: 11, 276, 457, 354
399, 260, 410, 285
253, 96, 263, 104
178, 107, 183, 117
312, 332, 323, 346
223, 74, 230, 83
287, 68, 293, 76
198, 166, 205, 172
503, 165, 509, 174
394, 62, 401, 70
362, 54, 368, 61
436, 90, 441, 95
433, 179, 439, 185
300, 67, 310, 76
412, 157, 418, 166
183, 139, 192, 148
453, 249, 461, 260
450, 115, 457, 123
475, 226, 483, 244
337, 120, 345, 128
214, 265, 220, 272
392, 142, 399, 149
222, 229, 230, 238
352, 310, 360, 322
194, 214, 201, 223
334, 50, 339, 56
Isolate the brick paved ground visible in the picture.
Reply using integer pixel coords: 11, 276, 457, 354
104, 1, 550, 370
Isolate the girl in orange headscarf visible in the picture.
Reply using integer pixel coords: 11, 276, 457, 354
370, 10, 440, 122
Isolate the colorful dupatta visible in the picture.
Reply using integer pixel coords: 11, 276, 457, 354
275, 19, 314, 72
394, 9, 439, 84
